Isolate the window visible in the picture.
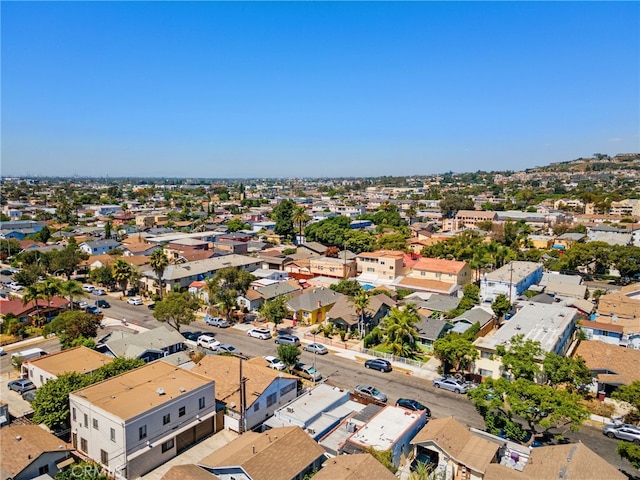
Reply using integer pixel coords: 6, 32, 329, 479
139, 425, 147, 440
179, 406, 186, 417
253, 402, 260, 412
199, 397, 205, 410
93, 418, 99, 430
72, 408, 76, 422
163, 413, 171, 425
84, 414, 88, 428
39, 465, 50, 475
481, 351, 492, 359
72, 433, 77, 449
479, 369, 493, 378
420, 271, 425, 276
110, 428, 115, 442
280, 383, 296, 396
100, 449, 109, 466
40, 375, 43, 384
80, 437, 88, 453
266, 392, 278, 408
161, 439, 174, 453
367, 267, 374, 272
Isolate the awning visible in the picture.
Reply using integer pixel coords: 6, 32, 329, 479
56, 457, 75, 469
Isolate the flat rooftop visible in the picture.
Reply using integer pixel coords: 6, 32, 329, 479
71, 360, 213, 421
347, 405, 423, 451
484, 261, 541, 283
25, 346, 113, 375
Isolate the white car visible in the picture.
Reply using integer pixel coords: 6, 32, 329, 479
247, 328, 272, 340
127, 297, 143, 306
9, 283, 24, 291
197, 335, 221, 350
93, 288, 106, 296
82, 285, 94, 292
263, 355, 286, 370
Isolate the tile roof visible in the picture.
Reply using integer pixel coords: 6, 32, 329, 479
71, 360, 213, 420
357, 249, 405, 259
24, 346, 113, 376
412, 258, 469, 274
0, 425, 73, 479
191, 356, 296, 411
411, 417, 498, 474
0, 296, 69, 317
312, 453, 396, 480
575, 340, 640, 386
199, 426, 325, 480
161, 464, 219, 480
395, 276, 458, 295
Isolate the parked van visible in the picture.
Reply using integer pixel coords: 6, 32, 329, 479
11, 348, 48, 366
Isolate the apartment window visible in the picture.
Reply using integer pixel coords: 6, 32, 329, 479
110, 428, 115, 442
72, 433, 77, 449
435, 273, 441, 279
93, 418, 99, 430
100, 449, 109, 466
139, 425, 147, 440
179, 406, 186, 417
162, 439, 174, 453
479, 369, 493, 378
366, 267, 374, 273
280, 383, 296, 396
72, 408, 76, 422
40, 375, 43, 384
80, 437, 88, 453
199, 397, 205, 410
420, 271, 425, 276
84, 414, 88, 428
39, 465, 50, 475
266, 392, 278, 408
253, 402, 260, 412
481, 351, 493, 359
163, 413, 171, 425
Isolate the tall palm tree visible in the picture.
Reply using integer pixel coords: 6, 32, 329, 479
22, 283, 45, 327
292, 206, 311, 245
381, 305, 420, 357
150, 249, 169, 299
59, 280, 86, 310
350, 290, 370, 338
112, 259, 134, 294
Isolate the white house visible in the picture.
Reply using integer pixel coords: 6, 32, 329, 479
480, 261, 543, 303
79, 239, 121, 255
69, 361, 216, 480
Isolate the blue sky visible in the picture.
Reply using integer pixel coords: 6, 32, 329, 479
2, 1, 639, 178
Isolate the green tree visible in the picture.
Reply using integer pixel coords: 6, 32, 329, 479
542, 352, 592, 391
0, 238, 21, 260
491, 294, 511, 320
330, 279, 363, 297
45, 310, 102, 349
13, 264, 44, 286
50, 238, 88, 280
104, 220, 112, 239
351, 290, 370, 337
496, 334, 543, 381
277, 344, 301, 372
153, 291, 200, 332
304, 215, 351, 246
260, 295, 290, 330
292, 206, 311, 244
343, 229, 378, 253
440, 193, 474, 219
88, 265, 113, 287
617, 441, 640, 469
22, 283, 46, 326
206, 267, 255, 322
447, 283, 480, 317
89, 357, 145, 382
54, 462, 110, 480
112, 258, 135, 294
272, 199, 296, 241
433, 334, 479, 375
365, 447, 396, 474
58, 279, 87, 310
381, 305, 421, 357
32, 372, 90, 431
377, 232, 408, 251
150, 249, 169, 299
226, 218, 249, 232
613, 381, 640, 421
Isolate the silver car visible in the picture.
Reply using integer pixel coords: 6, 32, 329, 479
433, 377, 471, 394
303, 343, 328, 355
603, 424, 640, 444
354, 384, 387, 403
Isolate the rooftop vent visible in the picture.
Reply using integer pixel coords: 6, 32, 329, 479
156, 387, 166, 395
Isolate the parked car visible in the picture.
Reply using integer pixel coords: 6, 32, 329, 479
274, 334, 300, 346
293, 363, 322, 382
303, 343, 328, 355
127, 297, 143, 306
22, 389, 37, 403
354, 384, 387, 403
78, 301, 89, 310
205, 316, 230, 328
95, 299, 110, 308
432, 377, 471, 394
0, 269, 13, 276
182, 331, 204, 342
603, 424, 640, 443
364, 358, 392, 372
93, 288, 106, 296
247, 328, 272, 340
217, 344, 241, 355
396, 398, 431, 416
147, 303, 156, 310
9, 283, 24, 291
82, 284, 94, 292
0, 347, 5, 356
86, 306, 102, 315
197, 335, 221, 350
8, 378, 36, 394
263, 355, 286, 370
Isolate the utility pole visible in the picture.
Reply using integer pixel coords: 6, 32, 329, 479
508, 261, 514, 306
239, 357, 248, 434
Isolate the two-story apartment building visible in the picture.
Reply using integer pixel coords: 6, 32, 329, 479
69, 361, 216, 480
356, 250, 405, 286
480, 261, 543, 303
309, 254, 357, 279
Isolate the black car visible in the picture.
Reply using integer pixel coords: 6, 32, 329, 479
147, 303, 156, 310
182, 331, 204, 341
0, 269, 13, 276
364, 358, 392, 372
96, 299, 110, 308
396, 398, 431, 416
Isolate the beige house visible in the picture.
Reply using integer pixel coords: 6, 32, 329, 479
309, 255, 357, 279
451, 210, 498, 230
313, 454, 396, 480
356, 250, 405, 285
409, 258, 472, 287
595, 291, 640, 335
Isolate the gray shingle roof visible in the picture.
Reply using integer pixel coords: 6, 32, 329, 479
287, 287, 343, 312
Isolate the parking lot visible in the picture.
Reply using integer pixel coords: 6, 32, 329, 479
1, 372, 35, 418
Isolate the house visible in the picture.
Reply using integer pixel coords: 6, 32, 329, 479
121, 242, 161, 257
409, 258, 472, 287
528, 234, 555, 249
287, 287, 344, 324
0, 296, 69, 323
199, 426, 326, 480
161, 464, 218, 480
339, 405, 427, 467
214, 239, 248, 255
537, 272, 587, 300
22, 346, 113, 388
191, 355, 298, 432
79, 239, 121, 255
484, 443, 625, 480
410, 417, 499, 480
594, 291, 640, 335
356, 250, 406, 286
474, 303, 578, 379
480, 261, 543, 303
451, 210, 498, 230
309, 253, 357, 279
449, 307, 495, 337
580, 320, 625, 345
69, 360, 217, 480
297, 241, 330, 257
553, 232, 587, 251
326, 293, 396, 333
238, 279, 303, 312
415, 316, 451, 349
312, 453, 396, 480
574, 340, 640, 396
0, 425, 74, 480
96, 325, 186, 362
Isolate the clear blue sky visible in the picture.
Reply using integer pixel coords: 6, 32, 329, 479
2, 1, 639, 178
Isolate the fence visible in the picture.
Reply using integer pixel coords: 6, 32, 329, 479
359, 347, 427, 369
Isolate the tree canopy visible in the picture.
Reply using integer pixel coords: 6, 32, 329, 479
153, 291, 200, 331
260, 295, 290, 329
206, 267, 255, 321
433, 333, 479, 375
44, 310, 102, 349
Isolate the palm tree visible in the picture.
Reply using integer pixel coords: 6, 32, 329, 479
39, 277, 62, 311
59, 280, 86, 310
292, 206, 311, 245
150, 249, 169, 299
350, 290, 370, 338
112, 259, 134, 294
22, 283, 45, 327
381, 305, 421, 357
